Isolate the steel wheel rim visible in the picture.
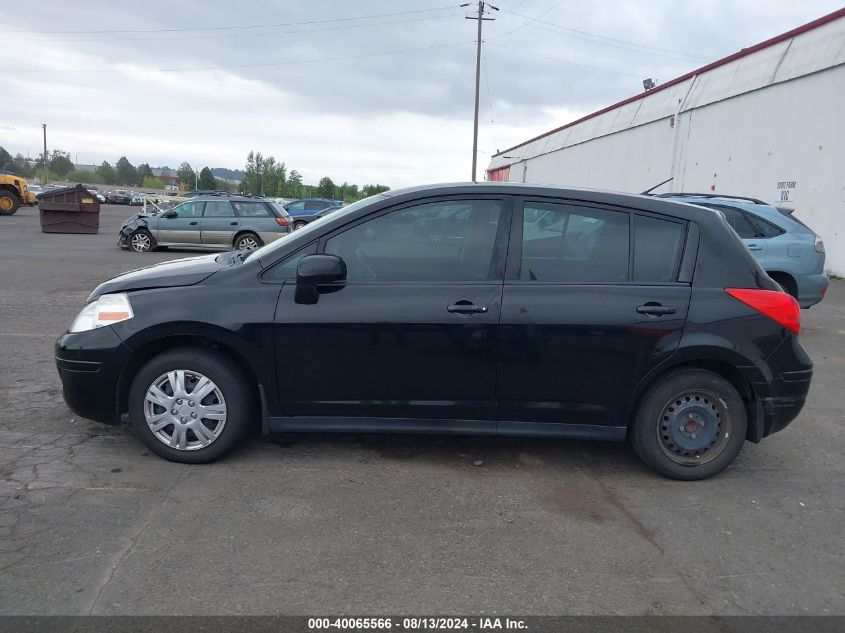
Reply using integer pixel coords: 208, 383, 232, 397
131, 232, 151, 252
143, 369, 227, 451
656, 389, 732, 466
238, 236, 258, 250
0, 197, 12, 211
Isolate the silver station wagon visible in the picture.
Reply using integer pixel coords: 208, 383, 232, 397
118, 195, 293, 252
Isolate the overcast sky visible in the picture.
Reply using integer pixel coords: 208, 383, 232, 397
2, 0, 841, 188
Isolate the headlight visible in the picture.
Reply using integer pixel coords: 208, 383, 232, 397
69, 293, 134, 333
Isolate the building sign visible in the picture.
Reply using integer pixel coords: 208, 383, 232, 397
776, 180, 797, 202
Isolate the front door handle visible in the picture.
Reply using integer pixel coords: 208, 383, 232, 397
637, 304, 677, 316
447, 301, 488, 314
747, 244, 763, 251
189, 221, 198, 226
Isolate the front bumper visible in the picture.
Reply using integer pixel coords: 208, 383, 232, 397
55, 326, 132, 424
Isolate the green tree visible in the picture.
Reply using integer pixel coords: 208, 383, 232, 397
66, 169, 101, 184
317, 176, 336, 199
177, 162, 195, 189
0, 146, 13, 169
284, 170, 303, 198
96, 161, 117, 185
48, 150, 75, 178
198, 167, 216, 190
137, 163, 154, 181
13, 154, 34, 178
115, 156, 138, 185
142, 176, 166, 189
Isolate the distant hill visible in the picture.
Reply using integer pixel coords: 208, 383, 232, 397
211, 167, 245, 182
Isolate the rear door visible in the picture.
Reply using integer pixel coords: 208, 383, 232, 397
156, 200, 203, 244
200, 200, 238, 246
705, 204, 768, 265
497, 199, 691, 430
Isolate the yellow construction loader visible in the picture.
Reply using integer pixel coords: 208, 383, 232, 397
0, 168, 38, 215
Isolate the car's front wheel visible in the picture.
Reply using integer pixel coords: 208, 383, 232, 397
129, 229, 156, 252
630, 368, 747, 480
128, 348, 253, 463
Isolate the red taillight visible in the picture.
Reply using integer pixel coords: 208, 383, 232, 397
275, 217, 288, 227
725, 288, 801, 334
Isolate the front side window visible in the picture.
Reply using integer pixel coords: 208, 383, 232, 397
203, 201, 235, 217
519, 203, 629, 282
325, 199, 502, 282
263, 242, 318, 281
233, 201, 271, 218
171, 201, 203, 218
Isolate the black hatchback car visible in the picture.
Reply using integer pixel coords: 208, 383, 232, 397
55, 183, 812, 479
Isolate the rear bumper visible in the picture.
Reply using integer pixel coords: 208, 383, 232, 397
755, 369, 813, 437
55, 327, 131, 424
795, 273, 829, 308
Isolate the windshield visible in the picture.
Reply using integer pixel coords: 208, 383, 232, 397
246, 194, 389, 261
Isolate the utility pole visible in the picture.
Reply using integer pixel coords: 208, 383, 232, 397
465, 1, 497, 182
42, 123, 48, 185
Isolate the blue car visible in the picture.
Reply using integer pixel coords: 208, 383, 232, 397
283, 198, 343, 230
662, 193, 828, 308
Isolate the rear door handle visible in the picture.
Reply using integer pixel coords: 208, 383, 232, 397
637, 304, 677, 316
189, 221, 198, 226
230, 221, 239, 226
447, 301, 488, 314
747, 244, 763, 251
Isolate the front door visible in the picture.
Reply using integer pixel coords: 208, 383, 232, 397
497, 199, 691, 429
157, 200, 203, 244
274, 196, 510, 423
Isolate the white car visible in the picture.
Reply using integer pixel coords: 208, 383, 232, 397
88, 189, 107, 203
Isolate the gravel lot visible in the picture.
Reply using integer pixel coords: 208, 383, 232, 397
0, 203, 843, 615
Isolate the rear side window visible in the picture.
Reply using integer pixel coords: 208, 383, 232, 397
203, 201, 235, 217
519, 203, 629, 282
233, 201, 271, 218
305, 200, 329, 211
633, 215, 685, 283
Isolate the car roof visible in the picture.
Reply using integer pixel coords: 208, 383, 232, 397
374, 182, 725, 224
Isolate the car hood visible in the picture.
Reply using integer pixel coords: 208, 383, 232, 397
88, 253, 224, 301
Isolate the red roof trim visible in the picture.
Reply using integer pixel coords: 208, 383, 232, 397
492, 7, 845, 160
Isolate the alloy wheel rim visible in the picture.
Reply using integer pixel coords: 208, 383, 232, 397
131, 233, 151, 251
656, 389, 732, 466
143, 369, 227, 451
238, 237, 258, 250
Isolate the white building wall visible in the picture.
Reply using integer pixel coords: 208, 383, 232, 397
489, 14, 845, 275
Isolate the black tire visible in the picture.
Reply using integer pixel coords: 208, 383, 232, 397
770, 272, 798, 301
234, 232, 263, 250
128, 228, 156, 252
293, 220, 308, 231
630, 368, 747, 480
128, 347, 254, 463
0, 191, 20, 215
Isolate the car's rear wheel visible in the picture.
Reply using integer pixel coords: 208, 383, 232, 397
129, 228, 156, 252
0, 191, 20, 215
630, 368, 747, 480
234, 232, 263, 250
128, 347, 253, 463
293, 220, 308, 231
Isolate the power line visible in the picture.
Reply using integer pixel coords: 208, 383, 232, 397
486, 42, 641, 78
10, 40, 474, 74
497, 8, 709, 61
489, 0, 567, 41
6, 4, 462, 34
4, 12, 465, 43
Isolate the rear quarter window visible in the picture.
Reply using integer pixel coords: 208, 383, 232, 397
233, 201, 271, 218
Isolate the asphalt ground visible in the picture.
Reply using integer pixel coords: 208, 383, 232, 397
0, 203, 843, 615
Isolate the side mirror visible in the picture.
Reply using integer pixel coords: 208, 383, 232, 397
164, 210, 178, 219
297, 254, 347, 286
